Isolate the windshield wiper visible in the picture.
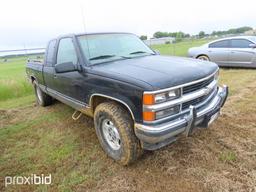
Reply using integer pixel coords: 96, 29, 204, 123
129, 51, 154, 55
89, 55, 132, 61
89, 55, 116, 60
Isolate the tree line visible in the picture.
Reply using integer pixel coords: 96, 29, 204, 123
140, 26, 253, 40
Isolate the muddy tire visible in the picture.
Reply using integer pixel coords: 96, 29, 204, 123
33, 81, 52, 107
94, 102, 143, 165
197, 55, 210, 61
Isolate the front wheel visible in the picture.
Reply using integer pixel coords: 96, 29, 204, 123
94, 102, 143, 165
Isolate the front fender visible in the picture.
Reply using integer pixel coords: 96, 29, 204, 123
88, 87, 143, 123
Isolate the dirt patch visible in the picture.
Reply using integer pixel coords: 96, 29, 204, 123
0, 109, 20, 128
0, 104, 39, 128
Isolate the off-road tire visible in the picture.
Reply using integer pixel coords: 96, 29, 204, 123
33, 81, 53, 107
94, 102, 143, 165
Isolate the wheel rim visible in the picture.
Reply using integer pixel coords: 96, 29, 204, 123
102, 119, 121, 150
36, 86, 43, 102
198, 56, 209, 61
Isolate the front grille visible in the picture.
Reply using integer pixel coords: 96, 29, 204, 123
183, 76, 214, 94
182, 88, 217, 110
182, 95, 208, 110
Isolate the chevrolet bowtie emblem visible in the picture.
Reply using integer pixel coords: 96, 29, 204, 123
203, 86, 211, 95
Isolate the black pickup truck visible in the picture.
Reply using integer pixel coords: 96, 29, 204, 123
26, 32, 228, 165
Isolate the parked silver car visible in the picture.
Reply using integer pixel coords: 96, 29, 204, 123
188, 36, 256, 68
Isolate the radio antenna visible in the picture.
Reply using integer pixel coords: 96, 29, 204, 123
23, 44, 28, 58
80, 4, 91, 60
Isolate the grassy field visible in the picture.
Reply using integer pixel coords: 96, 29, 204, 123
0, 57, 32, 101
1, 40, 256, 192
151, 39, 210, 56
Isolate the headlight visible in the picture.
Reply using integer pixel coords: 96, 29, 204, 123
155, 105, 180, 119
155, 89, 181, 104
143, 89, 181, 121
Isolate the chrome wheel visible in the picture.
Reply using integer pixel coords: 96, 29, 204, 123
102, 119, 121, 150
36, 86, 43, 102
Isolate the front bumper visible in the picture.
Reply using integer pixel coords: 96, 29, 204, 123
135, 85, 228, 150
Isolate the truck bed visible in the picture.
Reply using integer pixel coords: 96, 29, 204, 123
26, 60, 44, 85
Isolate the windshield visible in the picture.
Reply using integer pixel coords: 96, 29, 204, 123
77, 33, 154, 65
248, 36, 256, 43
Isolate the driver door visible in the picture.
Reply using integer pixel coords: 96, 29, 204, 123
52, 37, 85, 102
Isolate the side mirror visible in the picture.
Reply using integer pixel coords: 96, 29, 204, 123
249, 43, 256, 48
55, 62, 77, 73
154, 50, 160, 55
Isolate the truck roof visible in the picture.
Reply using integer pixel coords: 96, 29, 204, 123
54, 32, 135, 40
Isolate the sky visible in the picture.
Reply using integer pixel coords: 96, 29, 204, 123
0, 0, 255, 50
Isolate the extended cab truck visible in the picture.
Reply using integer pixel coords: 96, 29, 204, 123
26, 33, 228, 165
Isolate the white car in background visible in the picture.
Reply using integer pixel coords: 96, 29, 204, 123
188, 36, 256, 68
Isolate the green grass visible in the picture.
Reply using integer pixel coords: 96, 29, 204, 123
151, 39, 211, 56
219, 151, 237, 163
0, 56, 33, 101
0, 104, 110, 191
0, 95, 35, 109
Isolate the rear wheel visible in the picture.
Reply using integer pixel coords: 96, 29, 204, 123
94, 102, 143, 165
33, 81, 53, 106
197, 55, 210, 61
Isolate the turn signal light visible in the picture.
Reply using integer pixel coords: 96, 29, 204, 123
143, 111, 155, 121
143, 94, 155, 105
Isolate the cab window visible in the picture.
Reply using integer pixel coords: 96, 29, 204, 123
45, 39, 57, 66
56, 38, 77, 65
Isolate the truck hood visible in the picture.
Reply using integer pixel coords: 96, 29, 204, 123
91, 55, 218, 90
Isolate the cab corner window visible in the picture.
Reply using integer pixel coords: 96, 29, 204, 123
57, 38, 77, 65
45, 39, 57, 66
